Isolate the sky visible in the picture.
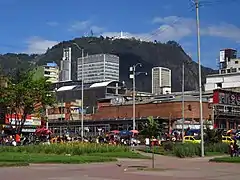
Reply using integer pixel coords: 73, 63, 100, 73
0, 0, 240, 69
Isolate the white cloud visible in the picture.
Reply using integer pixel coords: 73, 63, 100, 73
101, 16, 240, 43
102, 16, 195, 42
25, 36, 58, 54
68, 20, 91, 31
203, 23, 240, 42
47, 21, 59, 27
68, 20, 105, 35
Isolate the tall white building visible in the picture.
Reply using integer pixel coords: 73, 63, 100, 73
205, 49, 240, 91
43, 62, 59, 83
77, 54, 119, 83
152, 67, 171, 95
59, 47, 72, 82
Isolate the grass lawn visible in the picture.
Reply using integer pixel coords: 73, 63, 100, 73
205, 152, 226, 157
87, 151, 150, 159
138, 147, 173, 156
0, 151, 148, 164
209, 157, 240, 163
0, 162, 29, 167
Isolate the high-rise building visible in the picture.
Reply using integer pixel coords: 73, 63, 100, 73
59, 47, 72, 82
43, 62, 59, 83
77, 54, 119, 83
152, 67, 171, 95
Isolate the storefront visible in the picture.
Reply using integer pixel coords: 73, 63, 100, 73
3, 114, 41, 134
213, 89, 240, 129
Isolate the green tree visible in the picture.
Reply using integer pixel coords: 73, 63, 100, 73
204, 126, 223, 144
141, 116, 161, 138
0, 70, 55, 134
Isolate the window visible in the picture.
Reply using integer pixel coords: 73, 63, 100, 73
232, 68, 237, 73
227, 69, 230, 73
216, 83, 222, 88
227, 138, 232, 141
190, 137, 194, 141
185, 137, 189, 140
235, 61, 239, 64
220, 69, 226, 74
222, 137, 226, 141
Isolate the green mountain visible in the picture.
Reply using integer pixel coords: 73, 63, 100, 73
0, 37, 216, 92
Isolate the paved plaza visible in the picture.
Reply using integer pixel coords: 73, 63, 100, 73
1, 155, 240, 180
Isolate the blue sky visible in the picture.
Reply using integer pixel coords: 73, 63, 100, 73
0, 0, 240, 69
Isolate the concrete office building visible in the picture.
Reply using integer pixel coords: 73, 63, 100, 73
59, 47, 72, 82
77, 54, 119, 83
43, 62, 59, 83
205, 49, 240, 91
152, 67, 171, 95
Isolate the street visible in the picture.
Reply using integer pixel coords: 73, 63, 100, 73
1, 154, 239, 180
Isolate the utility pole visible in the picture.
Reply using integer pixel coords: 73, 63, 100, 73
73, 43, 85, 141
132, 67, 136, 130
181, 63, 185, 143
193, 0, 204, 157
129, 63, 147, 130
81, 48, 84, 141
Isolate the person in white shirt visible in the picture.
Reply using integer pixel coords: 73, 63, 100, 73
145, 137, 150, 147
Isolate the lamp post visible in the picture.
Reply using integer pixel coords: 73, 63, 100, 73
129, 63, 147, 130
73, 43, 85, 141
192, 0, 204, 157
181, 63, 185, 143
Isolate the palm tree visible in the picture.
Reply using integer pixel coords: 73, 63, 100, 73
141, 116, 161, 138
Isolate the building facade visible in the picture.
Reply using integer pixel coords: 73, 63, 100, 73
59, 47, 72, 82
205, 49, 240, 91
43, 62, 59, 83
212, 89, 240, 129
77, 54, 119, 83
219, 48, 237, 71
152, 67, 171, 95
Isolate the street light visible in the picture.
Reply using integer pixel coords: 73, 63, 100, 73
192, 0, 204, 157
73, 43, 85, 141
181, 63, 185, 143
129, 63, 147, 130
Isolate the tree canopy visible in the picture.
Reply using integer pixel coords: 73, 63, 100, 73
141, 116, 162, 138
0, 70, 55, 134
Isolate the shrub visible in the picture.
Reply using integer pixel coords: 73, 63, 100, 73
173, 143, 201, 158
205, 143, 228, 154
0, 143, 129, 155
163, 141, 174, 151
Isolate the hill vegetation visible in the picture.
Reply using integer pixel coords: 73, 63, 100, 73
0, 37, 216, 92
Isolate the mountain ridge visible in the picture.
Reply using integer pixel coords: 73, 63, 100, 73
0, 37, 216, 92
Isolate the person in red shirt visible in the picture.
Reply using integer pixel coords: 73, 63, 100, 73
15, 134, 21, 145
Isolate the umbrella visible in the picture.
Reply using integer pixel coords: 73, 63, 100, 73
110, 130, 120, 134
130, 130, 139, 134
119, 130, 132, 136
35, 128, 52, 135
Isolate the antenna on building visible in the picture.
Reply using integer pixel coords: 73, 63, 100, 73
216, 57, 220, 70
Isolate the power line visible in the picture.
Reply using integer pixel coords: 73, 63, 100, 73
142, 0, 239, 42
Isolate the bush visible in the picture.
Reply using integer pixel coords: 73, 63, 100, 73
205, 143, 228, 154
172, 143, 228, 158
173, 143, 201, 158
0, 143, 129, 155
163, 141, 174, 151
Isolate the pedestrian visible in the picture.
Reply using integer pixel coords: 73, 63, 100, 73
229, 142, 234, 157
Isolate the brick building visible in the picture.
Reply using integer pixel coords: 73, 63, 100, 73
94, 101, 210, 120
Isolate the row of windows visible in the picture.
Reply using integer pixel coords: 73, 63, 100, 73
220, 68, 240, 74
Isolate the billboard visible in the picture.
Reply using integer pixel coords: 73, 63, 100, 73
219, 50, 225, 62
213, 89, 240, 106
